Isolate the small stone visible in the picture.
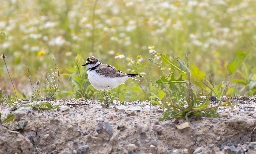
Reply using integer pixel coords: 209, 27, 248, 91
224, 145, 240, 154
252, 113, 256, 118
176, 122, 190, 130
106, 113, 116, 119
126, 111, 136, 116
209, 96, 217, 102
58, 106, 70, 112
117, 124, 126, 131
249, 142, 256, 149
110, 130, 120, 143
172, 149, 179, 153
208, 144, 214, 148
150, 145, 157, 153
96, 122, 103, 134
127, 144, 138, 151
193, 147, 203, 154
221, 112, 229, 117
157, 109, 163, 112
76, 145, 89, 154
61, 152, 72, 154
196, 137, 201, 142
104, 121, 113, 137
16, 121, 28, 130
161, 120, 172, 126
13, 107, 31, 121
212, 118, 219, 123
118, 109, 125, 114
151, 140, 158, 146
96, 117, 104, 122
50, 150, 58, 154
127, 150, 133, 154
216, 136, 221, 141
152, 125, 164, 134
167, 148, 172, 154
138, 124, 149, 135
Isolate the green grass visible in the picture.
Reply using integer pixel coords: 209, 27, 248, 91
1, 0, 256, 118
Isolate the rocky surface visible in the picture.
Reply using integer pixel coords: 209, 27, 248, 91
0, 96, 256, 154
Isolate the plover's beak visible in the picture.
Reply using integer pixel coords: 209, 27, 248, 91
82, 61, 89, 66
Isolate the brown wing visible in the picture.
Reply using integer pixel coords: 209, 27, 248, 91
96, 64, 127, 77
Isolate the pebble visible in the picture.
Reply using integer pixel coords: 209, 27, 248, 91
221, 112, 229, 117
150, 145, 157, 153
151, 140, 158, 146
161, 120, 172, 126
196, 137, 202, 142
138, 124, 149, 135
76, 145, 89, 154
167, 148, 172, 154
110, 130, 120, 143
104, 121, 113, 137
193, 147, 203, 154
58, 106, 70, 112
224, 146, 240, 154
127, 144, 138, 151
13, 107, 30, 121
96, 117, 104, 122
176, 122, 190, 130
16, 121, 28, 130
249, 142, 256, 149
126, 111, 136, 116
208, 144, 214, 148
117, 124, 126, 131
96, 122, 103, 134
152, 125, 164, 134
61, 152, 72, 154
212, 118, 219, 123
216, 136, 221, 141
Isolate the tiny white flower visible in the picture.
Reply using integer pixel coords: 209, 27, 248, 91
108, 50, 115, 55
115, 54, 125, 59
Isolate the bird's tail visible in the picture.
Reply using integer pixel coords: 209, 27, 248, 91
127, 74, 141, 77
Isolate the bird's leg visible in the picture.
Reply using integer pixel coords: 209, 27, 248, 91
102, 89, 111, 108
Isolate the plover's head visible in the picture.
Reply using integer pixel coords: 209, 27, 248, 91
82, 56, 101, 69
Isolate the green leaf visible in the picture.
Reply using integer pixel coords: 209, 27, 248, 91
66, 67, 77, 73
226, 87, 236, 95
161, 54, 186, 74
227, 50, 251, 75
130, 85, 143, 92
158, 90, 166, 100
177, 58, 189, 73
161, 54, 171, 65
191, 65, 206, 81
2, 113, 15, 124
231, 79, 248, 85
193, 101, 210, 111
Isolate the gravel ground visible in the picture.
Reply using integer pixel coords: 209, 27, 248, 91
1, 96, 256, 154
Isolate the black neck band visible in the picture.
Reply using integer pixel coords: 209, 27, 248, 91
88, 63, 100, 71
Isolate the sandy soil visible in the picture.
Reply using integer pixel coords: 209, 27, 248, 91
1, 97, 256, 154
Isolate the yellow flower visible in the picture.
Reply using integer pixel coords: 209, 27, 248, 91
137, 55, 142, 59
156, 53, 161, 57
37, 51, 46, 56
174, 2, 180, 7
148, 45, 154, 50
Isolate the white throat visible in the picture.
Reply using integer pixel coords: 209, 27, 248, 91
87, 61, 101, 70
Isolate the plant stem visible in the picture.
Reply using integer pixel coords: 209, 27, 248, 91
91, 0, 99, 53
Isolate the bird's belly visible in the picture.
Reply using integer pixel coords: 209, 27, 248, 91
87, 71, 128, 90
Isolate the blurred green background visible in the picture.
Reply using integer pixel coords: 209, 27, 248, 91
0, 0, 256, 98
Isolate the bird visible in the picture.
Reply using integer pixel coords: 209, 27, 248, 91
82, 56, 139, 90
